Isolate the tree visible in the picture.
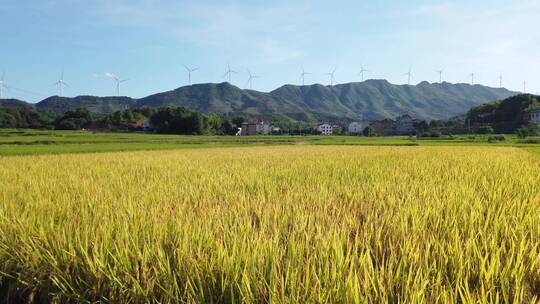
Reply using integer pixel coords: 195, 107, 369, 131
477, 126, 494, 134
0, 107, 50, 129
413, 120, 429, 133
516, 124, 540, 138
363, 126, 376, 137
149, 107, 209, 135
232, 116, 246, 127
54, 108, 92, 130
219, 120, 238, 135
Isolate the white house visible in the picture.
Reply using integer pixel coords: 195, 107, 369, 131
348, 122, 365, 134
256, 121, 271, 135
531, 109, 540, 127
317, 124, 334, 135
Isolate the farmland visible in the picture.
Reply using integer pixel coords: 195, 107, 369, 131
1, 144, 540, 302
1, 129, 540, 156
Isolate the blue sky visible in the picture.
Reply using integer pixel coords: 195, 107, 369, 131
1, 0, 539, 102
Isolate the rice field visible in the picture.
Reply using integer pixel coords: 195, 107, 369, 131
1, 146, 540, 303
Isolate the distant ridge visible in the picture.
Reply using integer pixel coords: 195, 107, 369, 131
0, 99, 33, 108
0, 80, 518, 121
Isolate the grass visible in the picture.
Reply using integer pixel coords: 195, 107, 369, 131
1, 129, 539, 156
1, 146, 540, 302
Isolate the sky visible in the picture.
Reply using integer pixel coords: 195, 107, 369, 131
1, 0, 539, 102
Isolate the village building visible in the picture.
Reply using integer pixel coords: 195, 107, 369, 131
531, 109, 540, 127
369, 119, 395, 136
240, 123, 258, 136
317, 123, 334, 135
348, 121, 364, 134
395, 115, 414, 135
240, 120, 271, 136
255, 121, 271, 135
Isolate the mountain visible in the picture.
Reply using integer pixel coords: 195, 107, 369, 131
465, 94, 539, 133
3, 80, 518, 122
136, 81, 517, 121
0, 99, 33, 108
35, 96, 136, 115
137, 82, 317, 121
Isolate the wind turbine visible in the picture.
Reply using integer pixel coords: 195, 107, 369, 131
106, 73, 128, 96
469, 73, 475, 85
183, 65, 199, 84
223, 64, 237, 83
498, 74, 503, 88
0, 72, 5, 99
300, 67, 310, 85
326, 68, 336, 86
246, 70, 259, 90
358, 65, 370, 81
113, 76, 129, 96
403, 68, 413, 85
435, 69, 444, 83
54, 71, 69, 97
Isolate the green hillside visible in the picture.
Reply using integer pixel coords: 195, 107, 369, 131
0, 99, 33, 108
136, 81, 517, 121
1, 80, 517, 122
36, 96, 136, 116
466, 94, 540, 133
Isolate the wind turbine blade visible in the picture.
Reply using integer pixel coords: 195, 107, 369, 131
192, 67, 199, 72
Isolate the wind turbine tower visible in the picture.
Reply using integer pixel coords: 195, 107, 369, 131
0, 72, 5, 99
435, 69, 444, 83
300, 67, 310, 86
326, 68, 336, 86
470, 73, 475, 85
358, 65, 370, 81
246, 70, 259, 90
223, 64, 237, 83
54, 71, 69, 97
498, 74, 503, 88
106, 73, 129, 96
523, 81, 527, 94
403, 68, 413, 85
113, 76, 129, 96
183, 65, 199, 84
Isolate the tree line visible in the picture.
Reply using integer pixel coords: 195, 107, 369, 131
2, 93, 539, 137
0, 106, 248, 135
